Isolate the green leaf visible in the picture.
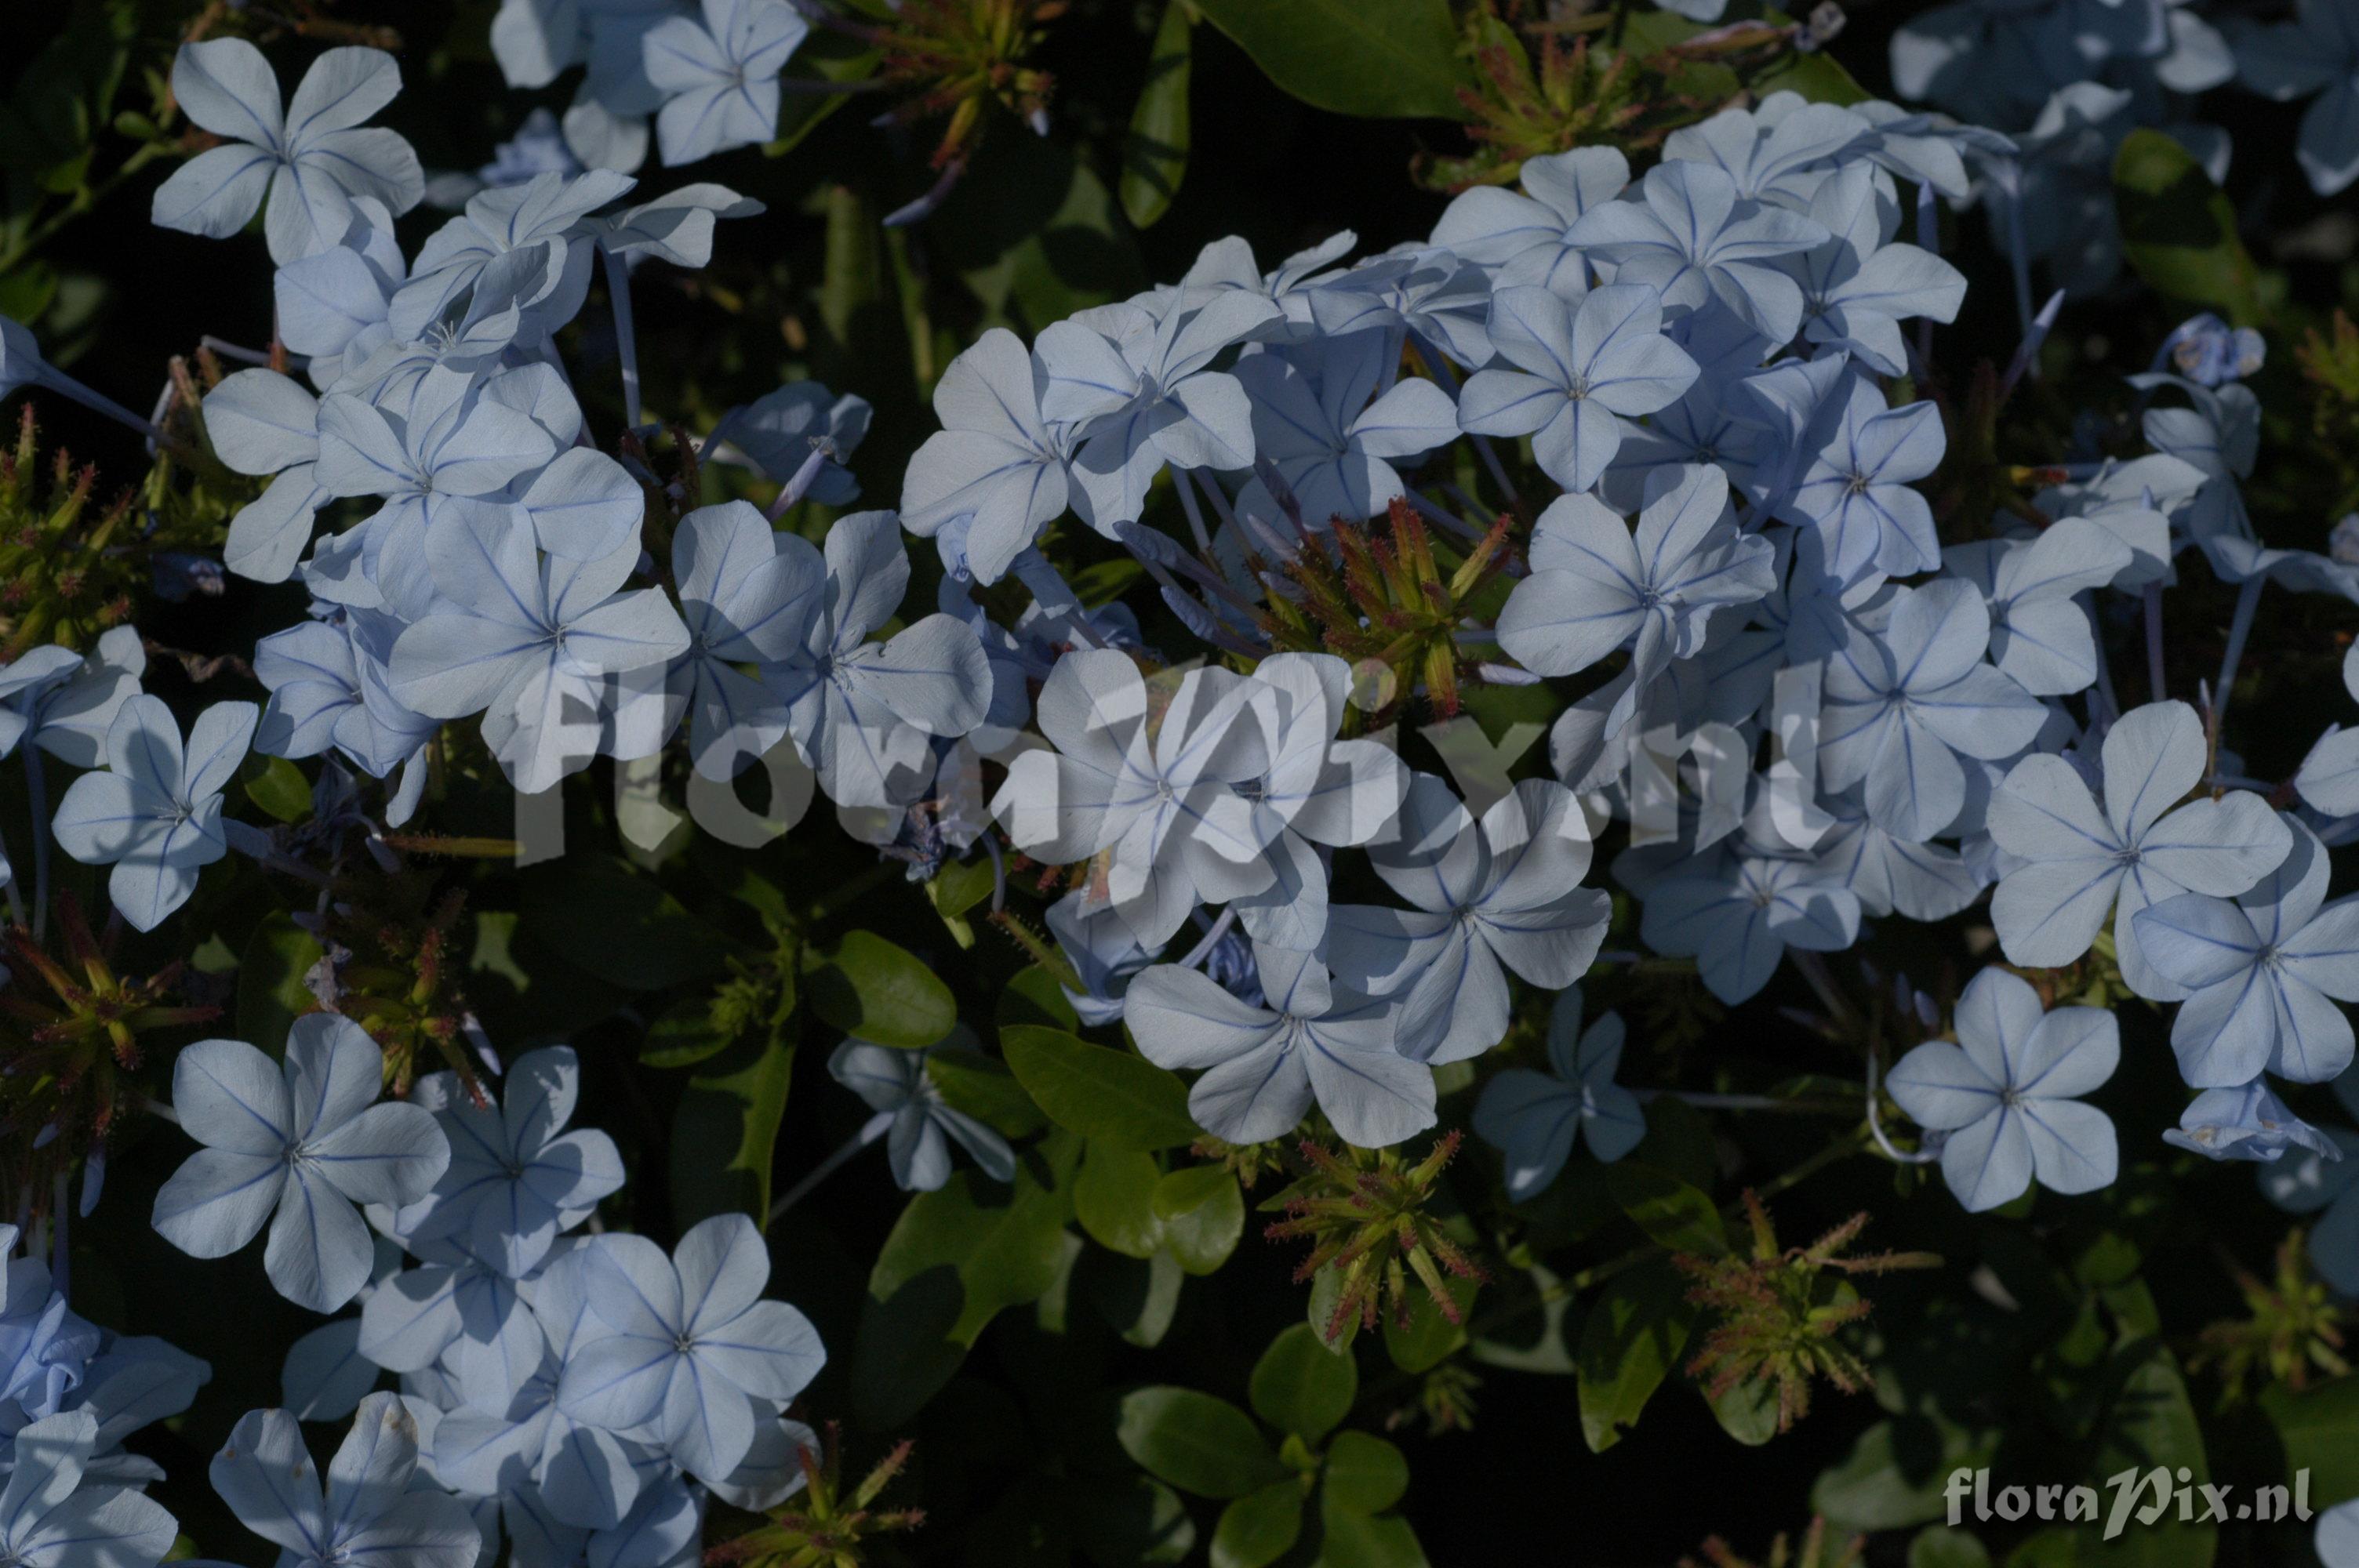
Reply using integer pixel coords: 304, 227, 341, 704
1704, 1370, 1782, 1447
1211, 1481, 1303, 1568
1381, 1276, 1476, 1374
927, 1047, 1049, 1138
1077, 1142, 1167, 1258
1004, 1025, 1199, 1149
235, 913, 322, 1052
1191, 0, 1470, 120
1321, 1430, 1408, 1515
1605, 1161, 1726, 1255
1308, 1264, 1362, 1353
1249, 1324, 1358, 1441
1576, 1256, 1696, 1453
930, 857, 997, 923
1120, 2, 1194, 230
1812, 1414, 1998, 1535
520, 858, 733, 991
640, 999, 736, 1069
803, 930, 957, 1049
1312, 1503, 1429, 1568
997, 963, 1080, 1032
2080, 1343, 2215, 1566
1067, 1474, 1198, 1566
2113, 129, 2266, 325
869, 1135, 1080, 1345
242, 757, 312, 823
1153, 1164, 1245, 1275
1081, 1247, 1185, 1348
669, 1027, 797, 1228
1115, 1387, 1285, 1500
1911, 1526, 1994, 1568
2260, 1374, 2359, 1506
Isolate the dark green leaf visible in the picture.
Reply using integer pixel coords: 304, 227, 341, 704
1313, 1502, 1428, 1567
869, 1134, 1079, 1345
1322, 1430, 1408, 1514
520, 858, 733, 991
242, 757, 311, 823
234, 913, 322, 1053
640, 999, 736, 1069
998, 963, 1080, 1032
1120, 2, 1194, 229
2260, 1374, 2359, 1506
1082, 1247, 1185, 1348
1153, 1164, 1245, 1274
927, 1047, 1049, 1138
1115, 1387, 1284, 1499
804, 930, 957, 1048
1606, 1161, 1726, 1255
670, 1028, 796, 1227
1576, 1256, 1696, 1452
1381, 1276, 1476, 1374
2081, 1343, 2215, 1566
1004, 1025, 1199, 1149
1249, 1323, 1358, 1440
1077, 1142, 1167, 1258
1812, 1414, 1998, 1534
2114, 129, 2266, 325
1211, 1481, 1304, 1568
1191, 0, 1470, 120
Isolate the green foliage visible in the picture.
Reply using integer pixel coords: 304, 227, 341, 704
1190, 0, 1470, 122
2112, 129, 2266, 325
804, 929, 958, 1048
1001, 1023, 1200, 1148
1120, 2, 1194, 229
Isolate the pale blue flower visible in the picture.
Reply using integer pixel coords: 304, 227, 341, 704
707, 382, 867, 510
666, 502, 822, 780
431, 1246, 672, 1530
827, 1040, 1016, 1192
151, 41, 424, 264
1819, 579, 2048, 843
2236, 0, 2359, 196
202, 368, 331, 584
1638, 848, 1861, 1004
1233, 333, 1459, 525
2321, 1500, 2359, 1568
1496, 464, 1773, 705
2164, 1080, 2339, 1163
1660, 93, 1870, 205
2257, 1073, 2359, 1293
1987, 700, 2291, 996
49, 696, 257, 932
1779, 376, 1947, 575
388, 507, 690, 794
395, 1047, 627, 1279
1177, 230, 1358, 340
1472, 986, 1645, 1201
1035, 292, 1279, 528
761, 511, 993, 809
1887, 965, 2120, 1213
642, 0, 807, 165
1329, 775, 1609, 1065
557, 1214, 825, 1486
0, 1411, 176, 1568
1456, 282, 1699, 494
1124, 941, 1434, 1149
1304, 247, 1495, 367
358, 1227, 546, 1417
898, 329, 1071, 585
396, 169, 638, 339
1783, 163, 1967, 376
1564, 159, 1830, 341
314, 365, 566, 616
2135, 819, 2359, 1087
1815, 789, 1986, 922
151, 1015, 449, 1313
1940, 518, 2132, 696
211, 1395, 478, 1568
2161, 312, 2266, 387
1430, 146, 1628, 297
274, 197, 408, 390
